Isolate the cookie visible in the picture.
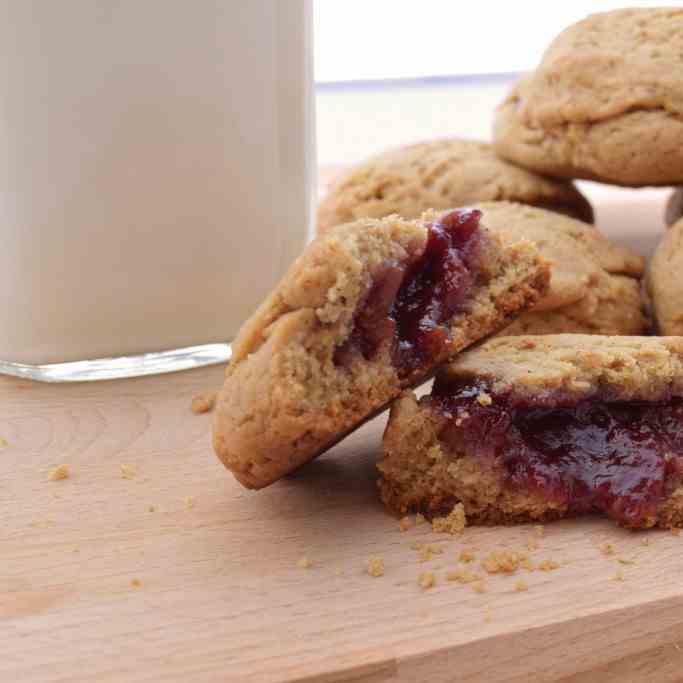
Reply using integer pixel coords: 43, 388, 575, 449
379, 335, 683, 529
213, 209, 550, 489
494, 9, 683, 186
646, 216, 683, 335
472, 202, 646, 336
666, 188, 683, 226
317, 138, 593, 233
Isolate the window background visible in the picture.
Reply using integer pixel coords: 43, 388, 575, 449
314, 0, 672, 83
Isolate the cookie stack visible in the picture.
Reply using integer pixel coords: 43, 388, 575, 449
214, 8, 683, 531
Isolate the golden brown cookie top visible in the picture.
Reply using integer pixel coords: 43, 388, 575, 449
439, 334, 683, 403
647, 216, 683, 335
470, 202, 643, 311
317, 138, 592, 232
519, 8, 683, 127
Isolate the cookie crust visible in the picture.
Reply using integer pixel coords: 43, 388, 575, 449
213, 214, 549, 489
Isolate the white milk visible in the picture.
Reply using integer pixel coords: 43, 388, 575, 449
0, 1, 314, 374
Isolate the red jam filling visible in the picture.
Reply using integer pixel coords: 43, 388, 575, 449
334, 209, 485, 378
431, 378, 683, 527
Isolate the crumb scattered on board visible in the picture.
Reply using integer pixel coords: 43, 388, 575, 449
458, 549, 476, 563
471, 580, 487, 594
48, 464, 70, 481
120, 463, 137, 480
417, 544, 445, 562
0, 436, 8, 448
418, 571, 436, 589
515, 579, 528, 592
367, 556, 385, 577
147, 505, 156, 513
484, 606, 493, 623
446, 567, 481, 584
398, 516, 414, 532
297, 557, 313, 569
612, 569, 625, 582
131, 578, 141, 588
481, 550, 528, 575
191, 391, 217, 414
538, 559, 560, 572
183, 496, 195, 510
431, 503, 466, 535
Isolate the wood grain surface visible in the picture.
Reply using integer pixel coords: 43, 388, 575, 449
2, 185, 681, 683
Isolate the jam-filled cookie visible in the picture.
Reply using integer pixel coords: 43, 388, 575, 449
494, 9, 683, 186
379, 335, 683, 529
317, 138, 593, 233
472, 202, 646, 336
647, 216, 683, 335
213, 209, 549, 489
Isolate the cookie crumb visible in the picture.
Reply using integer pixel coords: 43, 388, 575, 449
515, 579, 528, 592
147, 505, 156, 513
367, 556, 385, 577
483, 606, 493, 623
600, 542, 616, 556
119, 463, 137, 480
458, 549, 476, 563
612, 569, 625, 582
476, 392, 493, 406
30, 519, 55, 528
418, 544, 445, 562
471, 580, 487, 594
0, 436, 8, 448
538, 559, 560, 572
533, 525, 545, 538
398, 516, 415, 532
431, 503, 467, 535
418, 571, 436, 589
131, 578, 141, 588
191, 391, 217, 414
297, 556, 313, 569
182, 496, 195, 509
48, 464, 70, 481
671, 527, 681, 537
415, 513, 427, 526
520, 556, 536, 572
481, 550, 527, 575
446, 567, 481, 584
617, 557, 636, 565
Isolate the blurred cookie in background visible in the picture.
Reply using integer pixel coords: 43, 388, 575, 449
317, 138, 593, 233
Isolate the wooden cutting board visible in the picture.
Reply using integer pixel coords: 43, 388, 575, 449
3, 184, 682, 683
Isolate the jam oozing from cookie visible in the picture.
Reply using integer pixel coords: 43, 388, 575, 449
335, 209, 485, 377
432, 379, 683, 527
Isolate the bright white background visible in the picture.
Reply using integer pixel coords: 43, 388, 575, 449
314, 0, 677, 83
